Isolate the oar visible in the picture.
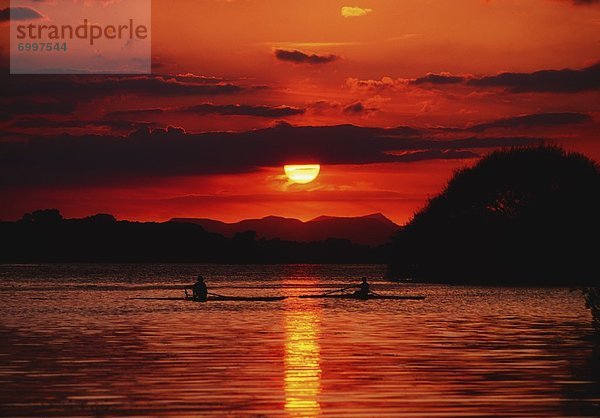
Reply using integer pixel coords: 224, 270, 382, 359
320, 285, 357, 296
369, 290, 381, 297
185, 289, 226, 299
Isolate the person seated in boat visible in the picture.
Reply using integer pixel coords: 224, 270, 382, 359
188, 275, 208, 301
353, 277, 370, 298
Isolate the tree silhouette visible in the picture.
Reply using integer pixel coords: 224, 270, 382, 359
21, 209, 63, 224
388, 146, 600, 285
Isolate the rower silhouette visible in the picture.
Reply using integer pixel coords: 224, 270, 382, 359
353, 277, 370, 298
188, 275, 208, 301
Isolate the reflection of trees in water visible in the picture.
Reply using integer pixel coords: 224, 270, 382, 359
582, 288, 600, 332
563, 288, 600, 416
585, 287, 600, 414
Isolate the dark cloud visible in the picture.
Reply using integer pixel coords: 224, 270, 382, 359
0, 124, 542, 188
109, 104, 305, 119
0, 100, 77, 121
107, 108, 165, 118
308, 100, 385, 117
570, 0, 600, 4
181, 104, 304, 117
467, 63, 600, 93
467, 112, 592, 132
1, 74, 243, 99
390, 150, 480, 162
0, 73, 246, 121
172, 73, 225, 84
0, 7, 44, 22
343, 102, 367, 114
343, 101, 378, 115
274, 49, 339, 64
307, 100, 342, 113
345, 77, 402, 92
411, 73, 464, 85
10, 117, 153, 132
360, 63, 600, 94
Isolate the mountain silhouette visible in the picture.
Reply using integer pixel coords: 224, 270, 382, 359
170, 213, 400, 246
0, 210, 387, 263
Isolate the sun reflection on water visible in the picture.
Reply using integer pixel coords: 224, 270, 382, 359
284, 303, 321, 416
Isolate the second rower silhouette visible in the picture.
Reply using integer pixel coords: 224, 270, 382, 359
353, 277, 370, 298
188, 275, 208, 302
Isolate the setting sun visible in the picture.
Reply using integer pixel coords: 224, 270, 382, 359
284, 165, 321, 184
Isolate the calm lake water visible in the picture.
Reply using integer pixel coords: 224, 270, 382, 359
0, 264, 598, 417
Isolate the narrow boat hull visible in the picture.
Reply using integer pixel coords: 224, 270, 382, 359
192, 296, 287, 302
135, 296, 287, 302
298, 294, 425, 300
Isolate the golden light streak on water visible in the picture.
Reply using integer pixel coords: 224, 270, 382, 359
284, 303, 322, 416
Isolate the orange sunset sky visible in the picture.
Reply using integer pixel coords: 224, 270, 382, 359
0, 0, 599, 223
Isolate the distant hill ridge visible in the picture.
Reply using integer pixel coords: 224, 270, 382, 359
170, 213, 400, 246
